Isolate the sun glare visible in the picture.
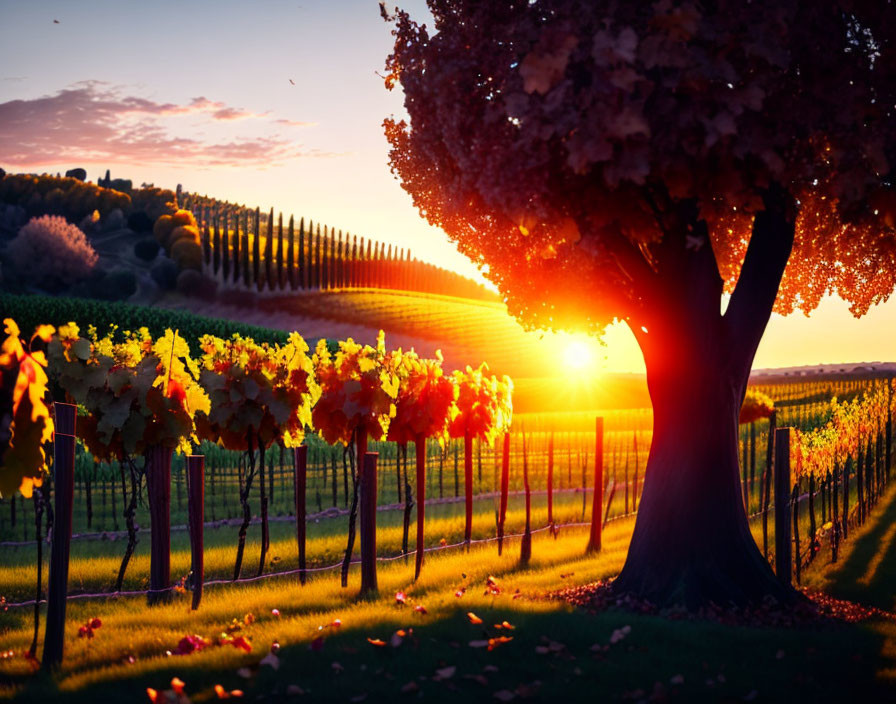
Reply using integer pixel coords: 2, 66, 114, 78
562, 339, 595, 371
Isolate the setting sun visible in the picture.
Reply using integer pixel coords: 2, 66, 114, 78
562, 339, 595, 371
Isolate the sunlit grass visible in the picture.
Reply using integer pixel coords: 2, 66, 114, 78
1, 486, 894, 702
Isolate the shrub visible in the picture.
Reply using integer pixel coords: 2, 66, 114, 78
127, 211, 154, 234
134, 238, 160, 261
175, 268, 204, 296
92, 269, 137, 301
168, 224, 200, 249
7, 215, 98, 291
170, 239, 203, 270
151, 258, 179, 290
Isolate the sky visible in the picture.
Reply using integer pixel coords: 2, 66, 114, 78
1, 0, 894, 374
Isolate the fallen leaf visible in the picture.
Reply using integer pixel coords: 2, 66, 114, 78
609, 625, 631, 644
332, 662, 344, 672
467, 612, 483, 625
401, 682, 418, 693
493, 690, 516, 702
146, 688, 158, 703
670, 674, 684, 685
286, 684, 305, 695
259, 652, 280, 670
171, 677, 186, 695
469, 640, 490, 648
434, 666, 456, 681
464, 674, 489, 686
236, 667, 252, 679
390, 631, 405, 648
350, 695, 367, 702
309, 636, 325, 652
367, 638, 387, 647
488, 637, 513, 651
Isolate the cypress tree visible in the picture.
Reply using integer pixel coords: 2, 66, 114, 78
287, 215, 296, 290
373, 242, 380, 289
212, 214, 222, 275
366, 240, 373, 288
277, 212, 285, 290
253, 207, 262, 292
202, 220, 212, 269
326, 225, 331, 290
337, 230, 344, 289
359, 237, 366, 288
387, 244, 394, 289
316, 224, 323, 289
221, 213, 230, 281
241, 209, 251, 287
351, 235, 358, 288
299, 218, 307, 289
264, 207, 274, 291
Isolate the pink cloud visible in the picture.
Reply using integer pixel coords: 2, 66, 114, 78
276, 118, 317, 127
0, 82, 330, 168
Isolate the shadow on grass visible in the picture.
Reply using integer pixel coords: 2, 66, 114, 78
12, 601, 895, 703
821, 484, 896, 612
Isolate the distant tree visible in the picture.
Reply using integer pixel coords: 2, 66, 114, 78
383, 1, 896, 607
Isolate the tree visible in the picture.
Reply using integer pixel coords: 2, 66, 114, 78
382, 1, 896, 607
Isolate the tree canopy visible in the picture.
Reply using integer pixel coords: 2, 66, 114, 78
383, 0, 896, 334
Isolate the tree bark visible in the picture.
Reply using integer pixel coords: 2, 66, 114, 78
612, 194, 798, 608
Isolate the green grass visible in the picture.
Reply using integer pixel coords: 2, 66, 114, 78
2, 485, 895, 702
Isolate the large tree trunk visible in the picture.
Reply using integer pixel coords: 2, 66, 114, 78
611, 191, 799, 609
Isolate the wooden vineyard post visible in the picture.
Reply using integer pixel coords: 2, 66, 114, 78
520, 431, 532, 566
587, 417, 604, 554
831, 464, 841, 562
792, 485, 801, 585
146, 444, 173, 605
359, 452, 379, 595
842, 456, 850, 540
887, 376, 892, 484
857, 443, 865, 525
762, 410, 776, 560
497, 432, 510, 555
547, 431, 555, 535
774, 427, 792, 586
414, 436, 426, 580
42, 402, 76, 670
294, 445, 308, 585
464, 430, 474, 546
186, 455, 204, 610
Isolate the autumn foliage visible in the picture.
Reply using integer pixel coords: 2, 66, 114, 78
0, 319, 54, 498
311, 331, 399, 447
382, 2, 896, 331
195, 332, 318, 450
448, 364, 513, 443
386, 349, 457, 445
739, 390, 775, 425
47, 324, 210, 462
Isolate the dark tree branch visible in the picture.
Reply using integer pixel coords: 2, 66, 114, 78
724, 188, 796, 377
